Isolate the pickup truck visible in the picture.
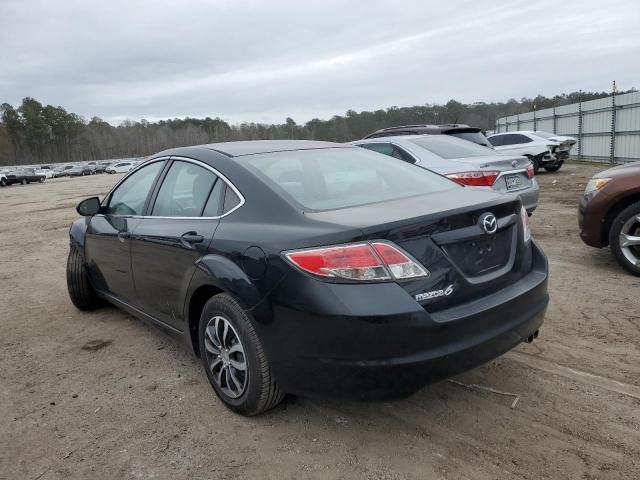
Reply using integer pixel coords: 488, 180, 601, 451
4, 168, 46, 185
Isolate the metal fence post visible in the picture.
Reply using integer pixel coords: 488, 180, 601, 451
578, 90, 583, 161
517, 114, 520, 131
553, 105, 557, 134
533, 107, 536, 131
610, 81, 617, 165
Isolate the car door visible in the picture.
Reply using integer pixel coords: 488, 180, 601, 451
129, 158, 226, 330
84, 160, 166, 305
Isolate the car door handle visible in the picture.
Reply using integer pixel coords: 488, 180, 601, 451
181, 232, 204, 244
117, 231, 130, 242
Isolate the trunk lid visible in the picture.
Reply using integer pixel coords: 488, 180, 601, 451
306, 188, 531, 311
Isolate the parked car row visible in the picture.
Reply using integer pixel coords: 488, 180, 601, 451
1, 160, 144, 187
0, 167, 46, 186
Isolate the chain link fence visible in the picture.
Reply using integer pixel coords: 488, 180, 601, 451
495, 91, 640, 164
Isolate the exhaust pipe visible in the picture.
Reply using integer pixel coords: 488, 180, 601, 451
526, 329, 540, 343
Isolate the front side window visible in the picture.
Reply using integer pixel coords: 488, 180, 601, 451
410, 135, 495, 159
488, 135, 504, 147
106, 161, 164, 215
245, 147, 458, 211
151, 160, 217, 217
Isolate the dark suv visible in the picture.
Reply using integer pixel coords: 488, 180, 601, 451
363, 124, 493, 147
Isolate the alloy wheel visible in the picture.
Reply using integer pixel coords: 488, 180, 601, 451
203, 315, 248, 399
619, 215, 640, 267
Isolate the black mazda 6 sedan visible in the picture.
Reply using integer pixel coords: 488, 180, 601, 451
67, 140, 548, 415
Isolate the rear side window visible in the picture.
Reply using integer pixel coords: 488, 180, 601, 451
410, 135, 495, 159
202, 179, 226, 217
358, 143, 415, 163
151, 161, 217, 217
447, 131, 492, 147
244, 147, 457, 211
106, 161, 164, 215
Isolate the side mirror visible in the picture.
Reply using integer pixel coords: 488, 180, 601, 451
77, 196, 101, 216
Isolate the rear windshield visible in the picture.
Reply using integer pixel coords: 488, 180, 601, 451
447, 131, 492, 147
410, 135, 496, 159
244, 147, 458, 211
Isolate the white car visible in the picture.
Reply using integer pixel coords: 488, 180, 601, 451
35, 168, 55, 179
105, 161, 134, 174
487, 131, 565, 173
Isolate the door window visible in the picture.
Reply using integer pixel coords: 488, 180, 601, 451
106, 161, 164, 216
151, 160, 218, 217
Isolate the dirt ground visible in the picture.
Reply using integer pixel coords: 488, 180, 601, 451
1, 163, 638, 480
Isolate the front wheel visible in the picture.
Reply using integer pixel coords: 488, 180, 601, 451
66, 247, 102, 310
199, 293, 284, 415
39, 177, 45, 183
0, 178, 6, 187
21, 179, 28, 185
609, 202, 640, 276
544, 164, 562, 172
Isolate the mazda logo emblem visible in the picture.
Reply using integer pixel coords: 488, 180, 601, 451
480, 213, 498, 234
512, 160, 518, 168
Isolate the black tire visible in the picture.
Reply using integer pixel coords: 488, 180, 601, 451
39, 177, 45, 183
609, 202, 640, 276
544, 164, 562, 172
0, 178, 6, 187
199, 293, 284, 415
21, 179, 28, 185
66, 246, 102, 310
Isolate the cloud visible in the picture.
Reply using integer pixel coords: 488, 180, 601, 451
1, 0, 639, 125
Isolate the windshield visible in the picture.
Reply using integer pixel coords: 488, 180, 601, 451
245, 147, 458, 211
410, 135, 495, 159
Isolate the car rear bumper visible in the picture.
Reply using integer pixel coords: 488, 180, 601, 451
517, 180, 539, 214
256, 241, 548, 400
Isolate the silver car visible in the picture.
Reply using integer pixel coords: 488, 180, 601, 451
352, 134, 539, 214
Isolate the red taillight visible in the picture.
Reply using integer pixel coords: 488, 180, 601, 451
446, 171, 499, 187
284, 242, 429, 281
526, 163, 535, 178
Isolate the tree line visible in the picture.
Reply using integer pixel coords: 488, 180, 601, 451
0, 90, 629, 166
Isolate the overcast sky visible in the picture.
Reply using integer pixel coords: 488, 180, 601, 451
1, 0, 639, 125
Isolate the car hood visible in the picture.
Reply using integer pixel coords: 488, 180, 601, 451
594, 161, 640, 179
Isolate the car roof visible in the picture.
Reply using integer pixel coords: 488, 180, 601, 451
195, 140, 351, 157
363, 124, 481, 139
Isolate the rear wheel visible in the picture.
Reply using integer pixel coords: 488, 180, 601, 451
0, 178, 6, 187
199, 293, 284, 415
544, 163, 562, 172
66, 247, 102, 310
609, 202, 640, 276
21, 179, 28, 185
39, 177, 45, 183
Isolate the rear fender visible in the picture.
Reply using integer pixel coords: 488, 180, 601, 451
185, 254, 262, 314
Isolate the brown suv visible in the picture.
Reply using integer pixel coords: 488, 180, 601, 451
579, 162, 640, 275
